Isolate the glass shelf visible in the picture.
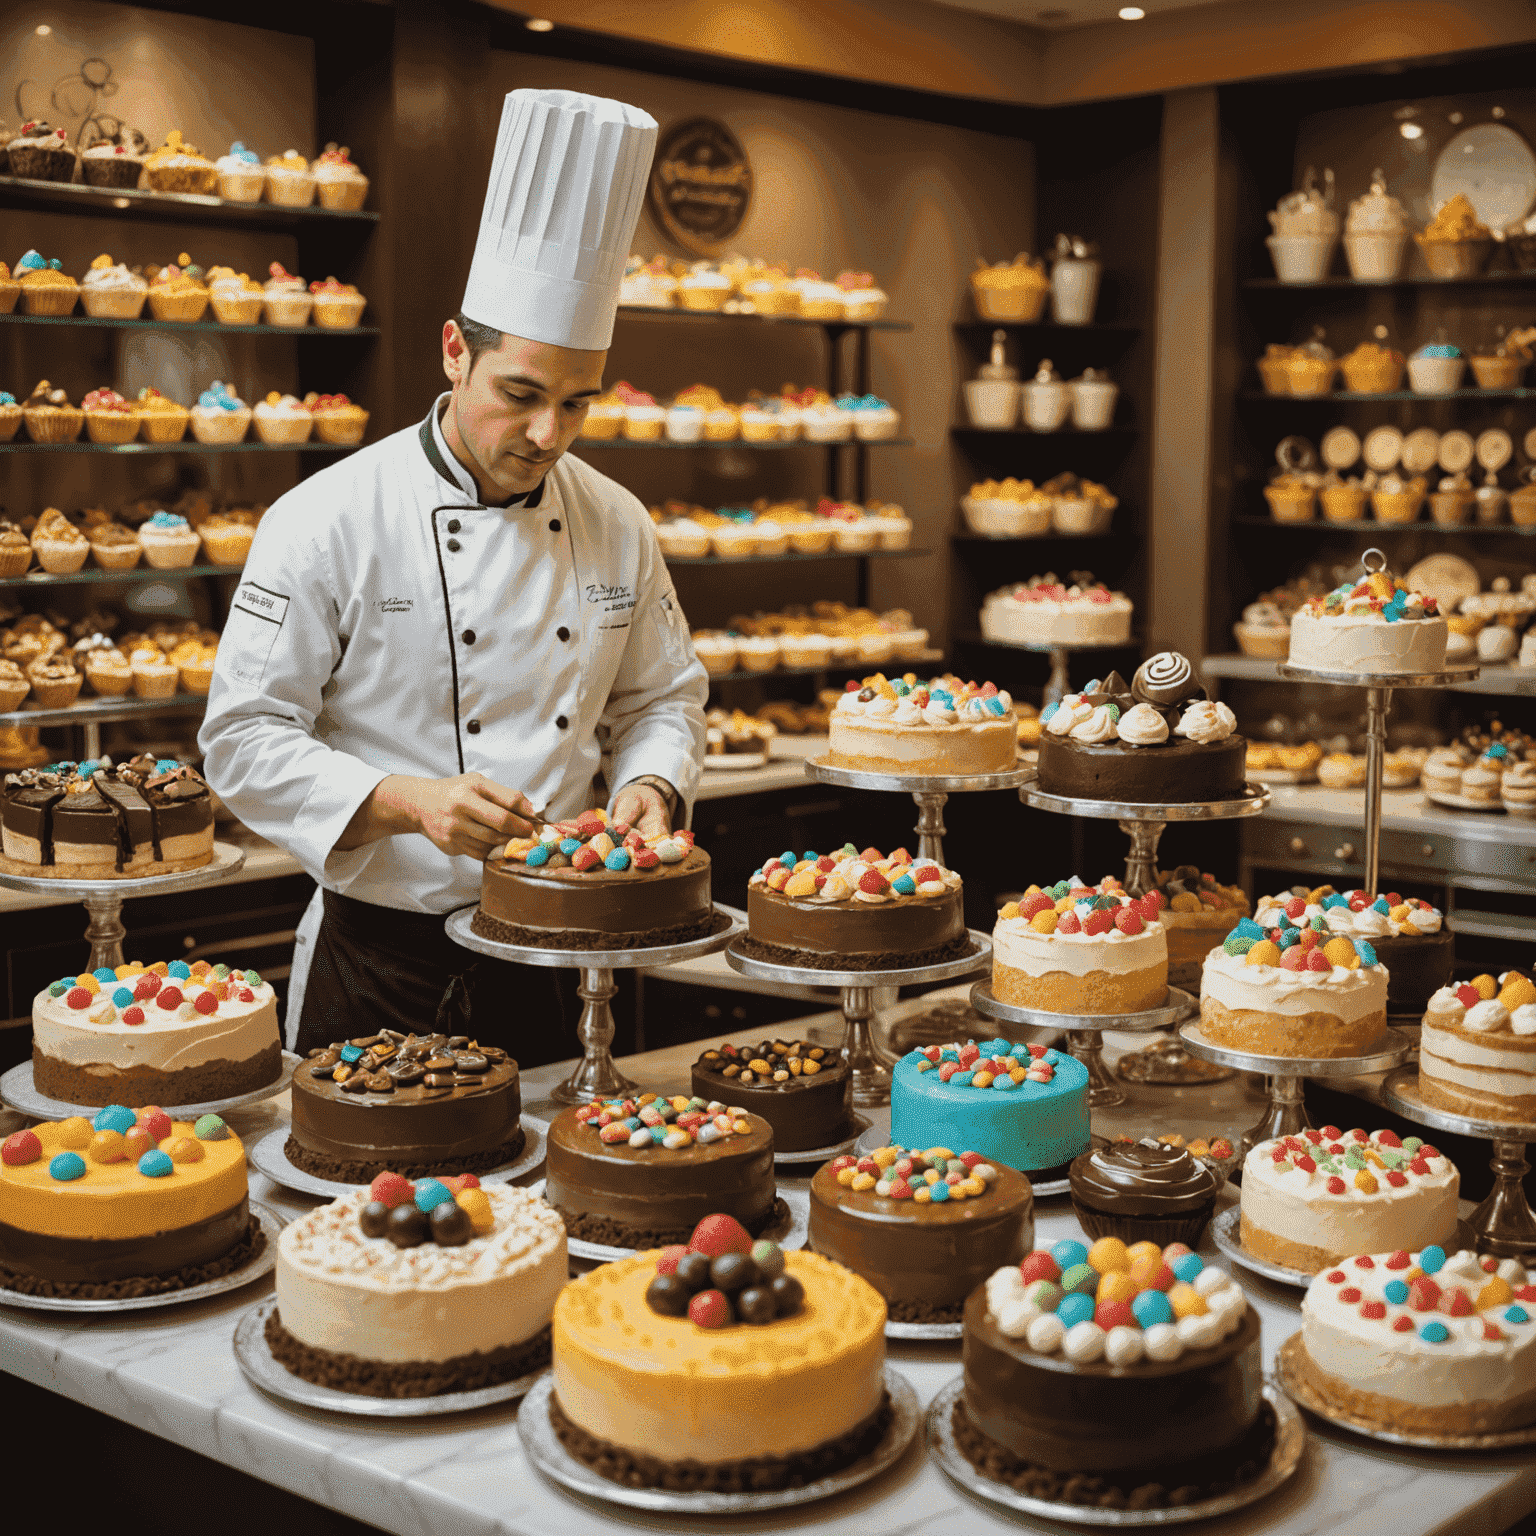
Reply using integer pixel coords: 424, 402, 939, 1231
2, 312, 379, 338
3, 441, 357, 455
1, 692, 207, 729
574, 436, 914, 451
1242, 271, 1536, 292
951, 425, 1135, 440
0, 562, 234, 591
617, 306, 910, 332
1203, 653, 1536, 699
951, 530, 1123, 544
953, 319, 1140, 339
705, 648, 944, 684
1240, 387, 1535, 404
665, 546, 928, 566
1232, 515, 1536, 537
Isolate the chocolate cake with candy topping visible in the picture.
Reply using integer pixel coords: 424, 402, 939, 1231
691, 1039, 854, 1151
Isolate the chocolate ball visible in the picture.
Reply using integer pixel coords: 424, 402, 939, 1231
675, 1252, 714, 1292
358, 1201, 391, 1238
386, 1202, 429, 1248
750, 1240, 786, 1281
429, 1200, 473, 1246
710, 1252, 759, 1293
645, 1273, 692, 1317
736, 1285, 776, 1325
770, 1273, 804, 1317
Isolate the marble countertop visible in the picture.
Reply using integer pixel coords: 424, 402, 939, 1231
4, 1032, 1535, 1536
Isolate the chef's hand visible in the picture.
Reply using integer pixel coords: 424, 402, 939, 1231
338, 773, 538, 860
611, 778, 675, 840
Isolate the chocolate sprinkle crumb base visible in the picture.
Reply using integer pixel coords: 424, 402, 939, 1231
951, 1398, 1277, 1510
265, 1310, 551, 1398
282, 1124, 526, 1184
887, 1295, 965, 1325
551, 1387, 893, 1492
556, 1196, 791, 1251
735, 933, 976, 973
469, 908, 728, 952
0, 1217, 264, 1299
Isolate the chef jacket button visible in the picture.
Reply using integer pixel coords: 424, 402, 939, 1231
556, 715, 569, 730
447, 519, 461, 533
549, 519, 561, 533
557, 626, 570, 642
466, 719, 481, 735
461, 629, 476, 645
447, 538, 461, 552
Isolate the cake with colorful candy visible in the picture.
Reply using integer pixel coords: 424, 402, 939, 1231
1297, 1245, 1536, 1432
0, 1109, 254, 1297
992, 878, 1168, 1013
691, 1039, 854, 1151
809, 1144, 1034, 1321
543, 1093, 780, 1248
1419, 971, 1536, 1122
32, 959, 280, 1107
551, 1214, 889, 1491
1287, 560, 1447, 675
1154, 867, 1250, 990
1241, 1128, 1459, 1273
473, 807, 714, 950
268, 1179, 565, 1397
827, 672, 1018, 775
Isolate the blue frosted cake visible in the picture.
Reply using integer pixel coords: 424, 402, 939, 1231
891, 1039, 1090, 1175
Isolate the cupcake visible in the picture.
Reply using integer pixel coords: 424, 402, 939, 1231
207, 266, 265, 324
8, 121, 75, 182
0, 520, 30, 576
22, 381, 84, 443
752, 518, 789, 557
1283, 343, 1335, 398
1266, 169, 1339, 282
736, 635, 781, 673
1319, 477, 1368, 524
85, 520, 141, 571
1070, 367, 1119, 429
215, 142, 264, 202
0, 262, 17, 316
580, 389, 625, 439
0, 393, 21, 443
190, 381, 251, 444
130, 646, 179, 698
1069, 1138, 1219, 1249
711, 522, 759, 559
737, 402, 779, 442
1512, 474, 1536, 529
678, 261, 731, 311
1469, 332, 1531, 390
801, 399, 851, 442
1317, 752, 1367, 788
664, 403, 704, 443
0, 660, 29, 712
264, 149, 315, 207
784, 512, 834, 554
77, 637, 132, 696
26, 656, 82, 710
1343, 171, 1409, 281
199, 515, 257, 566
253, 391, 313, 445
80, 127, 149, 189
134, 387, 190, 443
30, 510, 88, 574
14, 249, 78, 316
1264, 473, 1315, 522
1407, 340, 1465, 394
970, 254, 1049, 321
262, 263, 313, 326
79, 254, 148, 318
311, 144, 369, 210
138, 511, 201, 569
655, 517, 711, 558
305, 392, 368, 445
1257, 344, 1294, 395
143, 131, 217, 195
1429, 472, 1475, 527
1415, 193, 1493, 279
146, 254, 209, 322
82, 388, 140, 445
691, 632, 739, 676
836, 269, 887, 321
780, 633, 834, 669
174, 639, 217, 695
619, 254, 679, 308
309, 276, 366, 329
1371, 472, 1426, 523
620, 384, 664, 441
1339, 340, 1404, 394
845, 394, 900, 441
866, 507, 913, 549
794, 270, 845, 320
741, 268, 797, 315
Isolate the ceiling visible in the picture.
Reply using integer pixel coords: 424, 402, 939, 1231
925, 0, 1251, 30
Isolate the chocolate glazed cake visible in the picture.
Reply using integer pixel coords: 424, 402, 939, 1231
691, 1040, 854, 1152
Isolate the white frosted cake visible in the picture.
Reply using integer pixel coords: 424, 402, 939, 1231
827, 674, 1017, 775
1287, 564, 1447, 675
981, 576, 1132, 647
1420, 975, 1536, 1123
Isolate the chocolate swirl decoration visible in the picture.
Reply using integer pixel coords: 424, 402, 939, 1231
1131, 651, 1204, 709
1069, 1139, 1217, 1216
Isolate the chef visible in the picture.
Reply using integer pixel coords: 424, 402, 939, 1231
200, 89, 707, 1061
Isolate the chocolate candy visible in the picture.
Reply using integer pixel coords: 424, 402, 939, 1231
770, 1273, 804, 1317
736, 1285, 777, 1325
674, 1251, 713, 1291
429, 1200, 473, 1246
386, 1203, 430, 1247
710, 1252, 759, 1293
751, 1238, 786, 1280
645, 1273, 692, 1317
359, 1200, 391, 1238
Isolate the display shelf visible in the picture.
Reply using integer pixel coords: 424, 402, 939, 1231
4, 441, 357, 455
1445, 910, 1536, 943
951, 425, 1135, 441
0, 693, 207, 729
1240, 386, 1536, 404
0, 313, 378, 338
0, 562, 234, 591
956, 629, 1137, 652
1242, 271, 1536, 292
664, 546, 929, 567
952, 319, 1140, 340
705, 648, 944, 684
1232, 514, 1536, 537
950, 530, 1123, 544
616, 306, 910, 332
1203, 653, 1536, 697
574, 436, 914, 451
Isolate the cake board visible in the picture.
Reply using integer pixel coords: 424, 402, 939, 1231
724, 931, 993, 1106
1178, 1021, 1414, 1157
770, 1114, 872, 1167
1017, 771, 1270, 1089
966, 634, 1136, 707
444, 904, 745, 1107
970, 977, 1197, 1109
803, 758, 1035, 867
1, 1051, 299, 1121
1382, 1064, 1536, 1262
0, 840, 247, 973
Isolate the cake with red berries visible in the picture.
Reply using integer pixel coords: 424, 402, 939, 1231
1420, 972, 1536, 1122
1297, 1245, 1536, 1433
992, 879, 1168, 1014
1241, 1128, 1460, 1273
690, 1039, 854, 1152
551, 1214, 890, 1491
473, 808, 716, 951
1154, 868, 1250, 991
827, 673, 1018, 775
744, 842, 969, 972
809, 1145, 1034, 1321
31, 960, 280, 1108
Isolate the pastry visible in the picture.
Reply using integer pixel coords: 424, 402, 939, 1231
0, 521, 29, 576
262, 262, 313, 326
1069, 1138, 1219, 1248
305, 393, 368, 445
8, 121, 75, 181
1339, 341, 1405, 393
206, 266, 264, 324
264, 149, 315, 206
138, 511, 201, 569
971, 254, 1049, 322
130, 646, 179, 698
1420, 974, 1536, 1122
24, 657, 81, 708
252, 391, 313, 445
0, 267, 15, 316
189, 382, 251, 444
0, 660, 29, 711
14, 250, 78, 316
85, 520, 142, 571
78, 638, 131, 696
146, 255, 209, 322
30, 508, 89, 572
1415, 193, 1493, 278
311, 144, 369, 210
134, 388, 190, 443
79, 255, 147, 318
82, 388, 139, 446
175, 641, 217, 695
309, 276, 366, 329
214, 142, 264, 202
1408, 341, 1465, 394
143, 131, 216, 195
678, 261, 731, 310
836, 269, 887, 320
1343, 172, 1409, 281
618, 254, 679, 309
1264, 472, 1316, 521
80, 126, 149, 189
1267, 168, 1339, 281
689, 631, 737, 675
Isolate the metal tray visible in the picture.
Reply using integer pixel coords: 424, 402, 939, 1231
1, 1053, 297, 1121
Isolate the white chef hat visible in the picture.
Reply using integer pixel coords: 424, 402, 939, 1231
461, 88, 658, 352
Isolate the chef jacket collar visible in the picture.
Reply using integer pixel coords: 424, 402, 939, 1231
422, 393, 545, 509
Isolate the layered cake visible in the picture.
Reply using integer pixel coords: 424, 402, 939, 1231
1420, 974, 1536, 1122
891, 1038, 1091, 1175
473, 809, 715, 950
959, 1238, 1268, 1502
551, 1218, 888, 1491
2, 755, 214, 877
993, 880, 1168, 1013
268, 1179, 565, 1397
288, 1029, 522, 1182
544, 1093, 780, 1247
744, 842, 968, 971
1253, 886, 1451, 1014
1241, 1128, 1459, 1272
0, 1109, 255, 1297
1069, 1139, 1220, 1248
691, 1039, 854, 1151
1288, 561, 1447, 674
1036, 654, 1245, 803
810, 1144, 1034, 1321
1298, 1245, 1536, 1433
980, 575, 1133, 647
1199, 916, 1388, 1058
1155, 867, 1250, 990
33, 960, 280, 1107
826, 673, 1017, 775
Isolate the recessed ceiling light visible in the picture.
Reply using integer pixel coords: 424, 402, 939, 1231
113, 197, 129, 208
1399, 122, 1424, 140
1118, 6, 1145, 17
525, 17, 554, 30
35, 23, 50, 34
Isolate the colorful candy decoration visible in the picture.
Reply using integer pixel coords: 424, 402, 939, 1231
836, 672, 1011, 726
749, 843, 957, 904
357, 1169, 490, 1247
696, 1040, 834, 1086
500, 807, 694, 871
900, 1038, 1065, 1092
577, 1093, 755, 1150
826, 1145, 998, 1202
998, 879, 1165, 938
1259, 1128, 1447, 1194
1254, 887, 1442, 943
0, 1108, 228, 1181
304, 1030, 511, 1095
644, 1215, 801, 1327
45, 959, 263, 1023
1304, 569, 1439, 624
1321, 1246, 1533, 1338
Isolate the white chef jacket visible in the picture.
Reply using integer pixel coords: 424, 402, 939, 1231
199, 395, 708, 919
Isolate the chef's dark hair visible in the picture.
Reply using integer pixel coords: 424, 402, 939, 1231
452, 312, 503, 370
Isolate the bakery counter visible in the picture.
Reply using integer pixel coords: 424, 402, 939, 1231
4, 1022, 1535, 1536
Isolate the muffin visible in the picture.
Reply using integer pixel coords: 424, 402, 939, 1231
1371, 473, 1425, 524
138, 511, 201, 569
264, 150, 315, 206
1069, 1139, 1220, 1249
263, 263, 313, 326
971, 254, 1050, 321
146, 255, 209, 322
655, 516, 711, 558
29, 509, 89, 574
190, 382, 252, 444
130, 646, 179, 698
26, 656, 82, 709
21, 381, 84, 443
207, 266, 265, 324
312, 144, 369, 210
86, 519, 143, 570
305, 392, 368, 445
82, 388, 140, 445
308, 276, 366, 329
1414, 193, 1493, 278
0, 520, 31, 576
79, 254, 148, 318
199, 515, 256, 566
0, 392, 18, 442
134, 387, 190, 443
143, 131, 217, 195
1256, 344, 1294, 395
621, 385, 664, 441
0, 262, 17, 315
1284, 347, 1336, 398
15, 249, 79, 316
253, 391, 313, 445
174, 640, 218, 695
8, 121, 75, 182
1469, 333, 1531, 390
665, 403, 705, 443
0, 660, 29, 712
80, 127, 149, 189
1264, 473, 1315, 522
77, 638, 132, 696
215, 142, 264, 202
1320, 479, 1368, 524
691, 632, 739, 677
1339, 341, 1405, 394
753, 518, 790, 557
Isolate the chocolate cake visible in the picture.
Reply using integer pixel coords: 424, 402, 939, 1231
1069, 1139, 1219, 1249
691, 1040, 854, 1152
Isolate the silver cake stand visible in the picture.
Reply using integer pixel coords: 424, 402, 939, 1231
724, 932, 992, 1106
1382, 1064, 1536, 1261
1178, 1021, 1414, 1156
971, 634, 1136, 707
445, 904, 744, 1106
803, 758, 1035, 868
970, 978, 1197, 1109
1018, 770, 1270, 1087
0, 840, 246, 972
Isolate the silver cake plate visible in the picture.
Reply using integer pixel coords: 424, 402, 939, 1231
0, 837, 246, 897
1423, 789, 1505, 814
233, 1295, 547, 1417
927, 1376, 1305, 1526
772, 1114, 873, 1167
724, 930, 992, 991
1177, 1022, 1415, 1078
248, 1116, 547, 1200
1381, 1064, 1536, 1145
852, 1122, 1099, 1199
517, 1365, 920, 1513
804, 758, 1037, 795
444, 903, 744, 971
1277, 663, 1482, 689
0, 1053, 298, 1121
886, 1317, 962, 1341
1016, 773, 1273, 824
0, 1201, 282, 1314
1211, 1207, 1313, 1290
1273, 1333, 1536, 1450
971, 980, 1197, 1034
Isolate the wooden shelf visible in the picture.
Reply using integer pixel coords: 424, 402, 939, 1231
575, 436, 914, 451
951, 425, 1135, 441
953, 319, 1140, 340
2, 312, 378, 338
617, 306, 910, 332
1242, 271, 1536, 292
705, 648, 944, 684
951, 530, 1124, 544
1231, 515, 1536, 537
1239, 387, 1534, 404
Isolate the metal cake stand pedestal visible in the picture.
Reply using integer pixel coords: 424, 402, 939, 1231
972, 634, 1136, 707
1179, 1021, 1414, 1156
971, 978, 1197, 1109
803, 759, 1035, 868
724, 932, 992, 1107
1018, 772, 1271, 1087
445, 904, 744, 1106
0, 840, 246, 972
1382, 1064, 1536, 1261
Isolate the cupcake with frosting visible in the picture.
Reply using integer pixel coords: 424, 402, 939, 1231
134, 387, 189, 444
741, 263, 797, 315
664, 401, 704, 443
0, 392, 17, 444
836, 269, 887, 320
0, 659, 30, 711
253, 390, 313, 445
190, 381, 251, 444
30, 509, 89, 574
21, 380, 83, 443
691, 631, 739, 676
619, 254, 678, 309
198, 516, 256, 566
1344, 171, 1410, 281
0, 519, 31, 575
0, 261, 17, 316
138, 511, 201, 569
85, 517, 142, 570
262, 262, 312, 326
579, 387, 625, 439
26, 654, 82, 709
146, 254, 209, 322
173, 638, 218, 694
130, 645, 179, 698
144, 130, 216, 195
15, 249, 78, 316
312, 144, 369, 210
678, 261, 731, 311
206, 266, 265, 325
76, 635, 132, 696
79, 254, 148, 319
82, 388, 139, 446
1415, 193, 1493, 278
842, 393, 900, 441
264, 149, 315, 207
794, 269, 845, 319
8, 121, 74, 182
215, 142, 264, 202
304, 392, 368, 445
308, 275, 366, 329
80, 126, 150, 189
618, 382, 664, 441
655, 516, 711, 558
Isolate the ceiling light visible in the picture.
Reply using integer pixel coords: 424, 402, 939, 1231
1399, 122, 1424, 140
113, 197, 129, 208
525, 17, 554, 30
1118, 6, 1145, 17
35, 23, 50, 34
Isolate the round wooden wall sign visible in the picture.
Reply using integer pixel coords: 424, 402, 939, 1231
648, 117, 752, 257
